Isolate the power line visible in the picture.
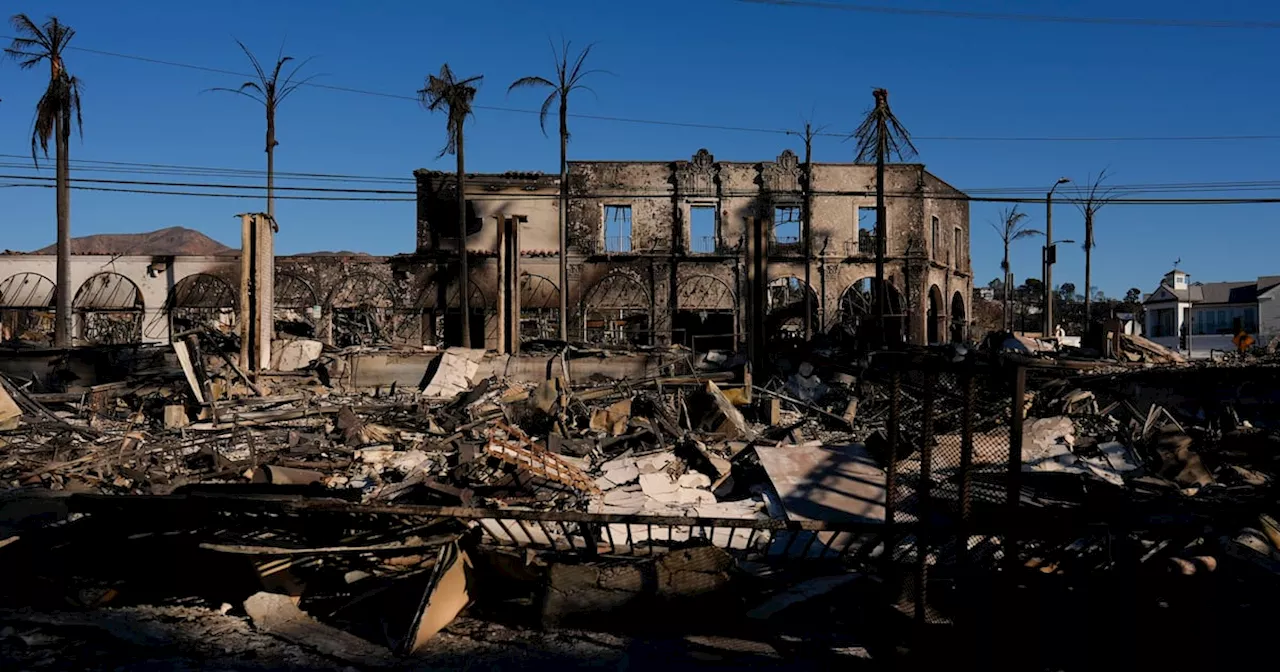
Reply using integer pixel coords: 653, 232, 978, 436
8, 175, 1280, 206
737, 0, 1280, 30
6, 153, 1280, 198
18, 40, 1274, 144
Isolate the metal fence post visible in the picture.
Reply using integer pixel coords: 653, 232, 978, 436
915, 370, 937, 625
883, 369, 901, 573
1007, 365, 1026, 571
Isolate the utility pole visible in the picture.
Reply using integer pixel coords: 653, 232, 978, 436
557, 98, 569, 343
1043, 177, 1070, 337
798, 122, 823, 341
456, 123, 471, 346
874, 112, 888, 348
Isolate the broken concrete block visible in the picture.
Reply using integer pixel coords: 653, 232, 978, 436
639, 472, 678, 498
243, 591, 393, 666
0, 383, 20, 431
422, 348, 486, 399
677, 472, 712, 489
634, 452, 676, 474
676, 488, 717, 505
603, 464, 639, 485
162, 404, 188, 430
271, 339, 323, 371
655, 546, 734, 598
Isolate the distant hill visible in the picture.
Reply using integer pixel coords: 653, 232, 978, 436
290, 251, 371, 257
32, 226, 236, 256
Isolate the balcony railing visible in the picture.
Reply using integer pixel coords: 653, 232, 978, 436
690, 236, 719, 254
602, 236, 633, 254
769, 236, 803, 255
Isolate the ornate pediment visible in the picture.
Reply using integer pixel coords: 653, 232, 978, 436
676, 148, 718, 197
762, 149, 802, 192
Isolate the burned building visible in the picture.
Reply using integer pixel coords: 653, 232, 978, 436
411, 149, 972, 352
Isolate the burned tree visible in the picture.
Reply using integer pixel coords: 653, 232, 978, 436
419, 65, 483, 347
208, 40, 316, 220
989, 206, 1042, 331
508, 41, 608, 342
6, 14, 83, 347
851, 89, 916, 347
1073, 170, 1117, 326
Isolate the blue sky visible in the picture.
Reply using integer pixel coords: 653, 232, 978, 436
1, 0, 1276, 296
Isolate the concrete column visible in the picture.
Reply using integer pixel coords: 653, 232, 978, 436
239, 213, 275, 371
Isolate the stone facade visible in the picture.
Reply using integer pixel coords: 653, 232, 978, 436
411, 149, 972, 351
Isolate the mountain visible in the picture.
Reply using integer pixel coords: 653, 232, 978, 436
32, 227, 236, 256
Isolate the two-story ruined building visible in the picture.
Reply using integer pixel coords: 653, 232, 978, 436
410, 149, 971, 353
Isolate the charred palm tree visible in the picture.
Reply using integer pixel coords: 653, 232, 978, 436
1073, 170, 1116, 327
852, 89, 916, 346
420, 65, 483, 345
6, 14, 83, 347
990, 206, 1043, 331
508, 41, 608, 342
209, 40, 315, 221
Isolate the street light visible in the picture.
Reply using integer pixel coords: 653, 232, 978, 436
1044, 177, 1071, 337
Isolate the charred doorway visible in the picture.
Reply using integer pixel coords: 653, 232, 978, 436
765, 276, 818, 345
674, 274, 736, 351
328, 273, 397, 347
73, 272, 144, 345
275, 272, 320, 339
927, 284, 944, 345
519, 273, 559, 343
582, 272, 650, 346
832, 278, 906, 348
951, 291, 967, 343
443, 278, 487, 349
0, 272, 55, 345
167, 273, 237, 337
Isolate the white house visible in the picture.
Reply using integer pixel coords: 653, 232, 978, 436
1143, 269, 1280, 355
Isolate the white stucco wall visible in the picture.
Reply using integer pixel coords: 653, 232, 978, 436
0, 254, 238, 345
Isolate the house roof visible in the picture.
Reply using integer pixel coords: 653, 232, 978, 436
1144, 283, 1201, 304
1198, 281, 1258, 305
1145, 276, 1278, 306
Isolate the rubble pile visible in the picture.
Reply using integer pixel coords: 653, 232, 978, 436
4, 332, 1280, 667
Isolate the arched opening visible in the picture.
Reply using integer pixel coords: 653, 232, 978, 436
74, 272, 144, 345
582, 272, 650, 346
674, 274, 736, 350
167, 273, 237, 336
831, 278, 906, 347
519, 273, 559, 343
328, 273, 397, 347
927, 284, 944, 345
0, 272, 55, 345
766, 276, 818, 344
951, 291, 967, 343
275, 272, 320, 338
443, 277, 488, 348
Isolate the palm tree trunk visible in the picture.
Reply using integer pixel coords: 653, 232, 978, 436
1083, 211, 1093, 329
457, 124, 471, 347
54, 111, 71, 347
266, 109, 275, 220
1002, 243, 1010, 331
558, 99, 568, 342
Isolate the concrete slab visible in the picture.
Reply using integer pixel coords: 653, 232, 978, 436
755, 444, 886, 524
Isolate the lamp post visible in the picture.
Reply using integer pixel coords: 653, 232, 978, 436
1044, 177, 1071, 337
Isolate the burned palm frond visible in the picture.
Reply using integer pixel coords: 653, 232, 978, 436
989, 206, 1043, 274
1072, 169, 1120, 318
507, 39, 610, 140
851, 88, 917, 164
6, 14, 84, 166
417, 64, 483, 159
